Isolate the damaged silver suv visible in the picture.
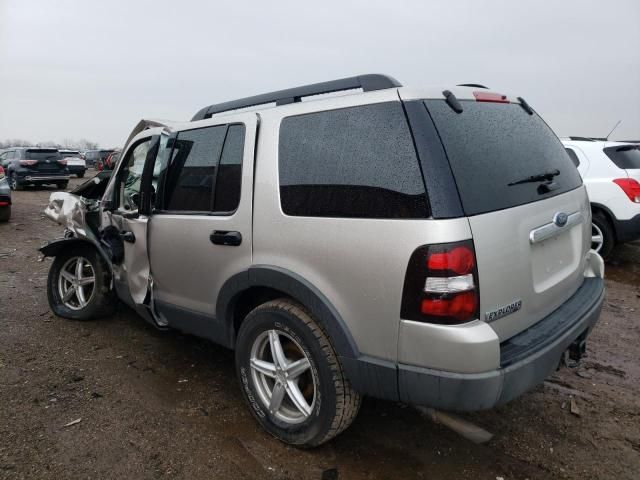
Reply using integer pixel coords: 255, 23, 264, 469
41, 75, 605, 446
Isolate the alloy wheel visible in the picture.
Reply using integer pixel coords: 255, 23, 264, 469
249, 329, 316, 425
591, 222, 604, 253
57, 256, 96, 310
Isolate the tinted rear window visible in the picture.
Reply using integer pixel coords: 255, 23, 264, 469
425, 101, 583, 216
279, 102, 428, 218
25, 149, 61, 160
604, 145, 640, 170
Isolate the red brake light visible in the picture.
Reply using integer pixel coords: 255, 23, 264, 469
57, 158, 67, 165
401, 240, 480, 325
473, 91, 509, 103
19, 159, 38, 166
421, 291, 478, 321
613, 178, 640, 203
427, 246, 475, 275
0, 165, 4, 179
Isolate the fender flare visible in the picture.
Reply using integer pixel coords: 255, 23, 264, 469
39, 237, 113, 272
216, 265, 360, 360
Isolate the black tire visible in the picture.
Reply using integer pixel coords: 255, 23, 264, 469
77, 172, 85, 178
235, 299, 361, 447
10, 172, 23, 191
0, 205, 10, 222
592, 211, 615, 259
47, 244, 117, 320
56, 181, 69, 190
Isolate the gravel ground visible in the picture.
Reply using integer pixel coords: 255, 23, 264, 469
1, 175, 639, 480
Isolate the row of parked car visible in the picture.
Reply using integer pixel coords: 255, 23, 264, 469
0, 148, 121, 222
36, 75, 637, 446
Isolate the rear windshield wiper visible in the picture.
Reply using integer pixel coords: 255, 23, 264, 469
508, 169, 560, 186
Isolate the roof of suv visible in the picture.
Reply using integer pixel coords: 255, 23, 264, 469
191, 73, 520, 121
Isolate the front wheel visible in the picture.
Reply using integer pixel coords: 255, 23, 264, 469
235, 299, 361, 447
47, 244, 116, 320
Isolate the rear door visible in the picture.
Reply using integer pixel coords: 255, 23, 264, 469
423, 98, 590, 341
147, 113, 257, 338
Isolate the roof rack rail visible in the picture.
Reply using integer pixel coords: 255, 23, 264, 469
568, 136, 597, 141
457, 83, 489, 89
191, 74, 402, 121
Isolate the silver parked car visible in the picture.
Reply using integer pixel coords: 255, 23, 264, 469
40, 75, 605, 446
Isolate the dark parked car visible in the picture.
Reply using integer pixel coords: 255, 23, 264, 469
59, 150, 87, 178
0, 147, 70, 190
0, 164, 11, 222
83, 150, 115, 168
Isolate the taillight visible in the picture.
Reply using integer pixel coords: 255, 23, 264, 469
0, 165, 4, 179
401, 240, 480, 325
473, 91, 509, 103
19, 159, 38, 166
613, 178, 640, 203
57, 158, 67, 166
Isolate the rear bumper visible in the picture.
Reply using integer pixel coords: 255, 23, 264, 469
397, 277, 604, 410
0, 180, 10, 203
67, 165, 86, 174
20, 174, 70, 183
613, 213, 640, 243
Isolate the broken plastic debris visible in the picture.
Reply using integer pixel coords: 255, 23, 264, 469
63, 418, 82, 427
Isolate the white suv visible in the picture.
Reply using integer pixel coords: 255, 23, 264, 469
562, 138, 640, 257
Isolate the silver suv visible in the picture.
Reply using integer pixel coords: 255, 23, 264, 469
41, 74, 605, 446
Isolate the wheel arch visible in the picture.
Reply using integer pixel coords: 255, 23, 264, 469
590, 202, 617, 238
217, 265, 360, 360
40, 237, 113, 273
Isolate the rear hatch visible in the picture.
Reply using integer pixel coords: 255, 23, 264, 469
24, 149, 65, 174
425, 98, 590, 341
604, 143, 640, 184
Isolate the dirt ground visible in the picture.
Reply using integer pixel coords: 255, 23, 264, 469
1, 175, 639, 480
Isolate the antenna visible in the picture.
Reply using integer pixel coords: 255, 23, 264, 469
605, 120, 622, 141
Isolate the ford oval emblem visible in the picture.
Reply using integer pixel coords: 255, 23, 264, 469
553, 212, 568, 227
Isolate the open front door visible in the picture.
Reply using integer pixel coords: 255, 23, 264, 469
103, 127, 171, 322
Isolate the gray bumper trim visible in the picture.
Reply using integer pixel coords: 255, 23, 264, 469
24, 175, 70, 181
397, 277, 604, 411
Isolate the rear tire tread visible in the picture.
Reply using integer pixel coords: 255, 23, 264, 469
253, 299, 361, 445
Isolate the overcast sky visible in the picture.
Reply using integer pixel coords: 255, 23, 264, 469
1, 0, 638, 147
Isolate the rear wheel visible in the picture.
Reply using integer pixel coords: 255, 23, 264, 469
77, 172, 85, 178
47, 244, 116, 320
56, 181, 69, 190
0, 205, 10, 222
235, 299, 361, 447
10, 172, 23, 191
592, 211, 615, 259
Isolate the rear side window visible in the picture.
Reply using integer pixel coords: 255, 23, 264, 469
604, 145, 640, 170
278, 102, 428, 218
425, 101, 583, 216
213, 125, 245, 212
162, 124, 245, 213
565, 148, 580, 167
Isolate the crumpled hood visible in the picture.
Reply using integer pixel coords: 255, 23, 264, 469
44, 192, 99, 243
